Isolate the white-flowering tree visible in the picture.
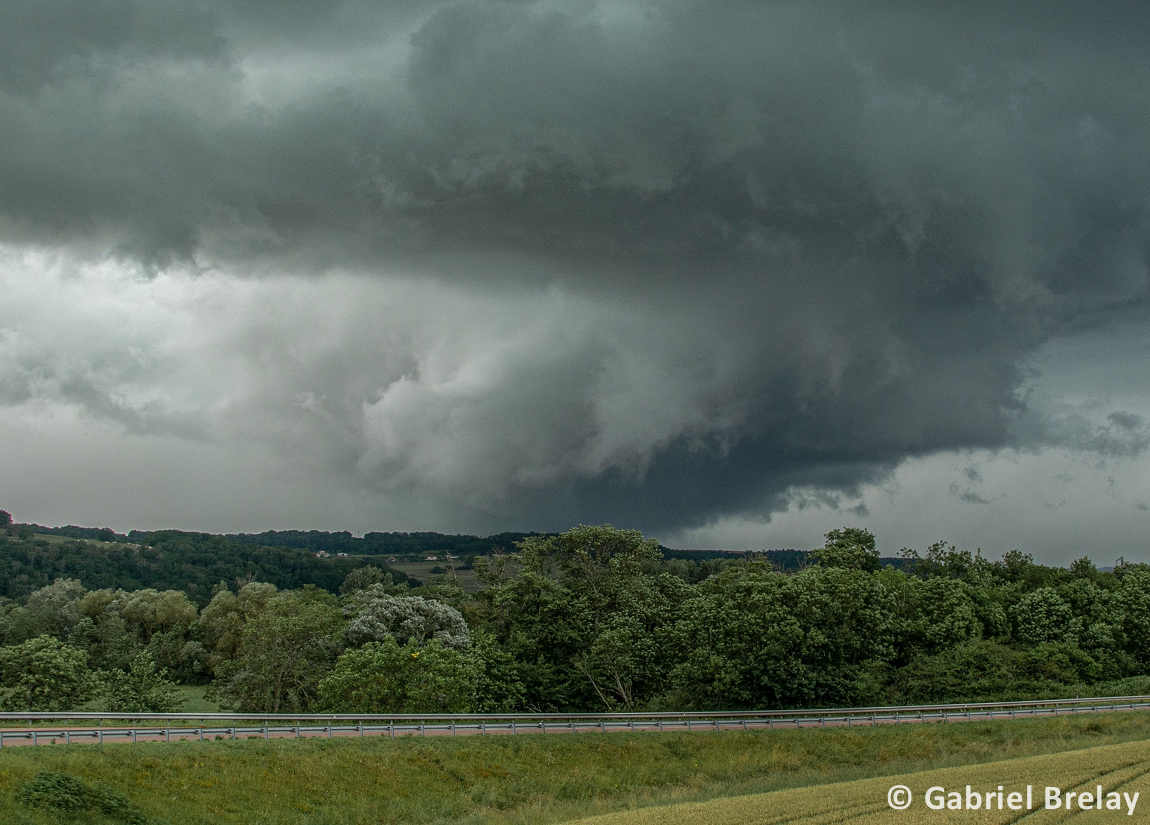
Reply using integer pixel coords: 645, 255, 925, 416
347, 595, 470, 649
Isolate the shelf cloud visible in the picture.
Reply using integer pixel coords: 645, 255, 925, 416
2, 1, 1148, 545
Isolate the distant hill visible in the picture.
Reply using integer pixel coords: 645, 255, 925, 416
661, 547, 907, 572
20, 523, 131, 543
4, 518, 910, 602
0, 526, 414, 604
218, 529, 544, 558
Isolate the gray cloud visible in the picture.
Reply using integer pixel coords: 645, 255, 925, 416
2, 1, 1149, 535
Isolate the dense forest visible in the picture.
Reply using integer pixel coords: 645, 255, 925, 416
1, 509, 1148, 715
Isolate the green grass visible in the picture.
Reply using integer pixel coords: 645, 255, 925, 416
69, 685, 219, 719
173, 686, 220, 715
3, 712, 1150, 824
569, 737, 1150, 824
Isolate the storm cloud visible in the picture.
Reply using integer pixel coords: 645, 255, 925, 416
2, 0, 1148, 543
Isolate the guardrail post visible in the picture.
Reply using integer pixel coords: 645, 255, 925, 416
481, 721, 486, 735
198, 729, 203, 741
512, 721, 517, 735
768, 719, 773, 730
132, 730, 137, 743
599, 720, 605, 733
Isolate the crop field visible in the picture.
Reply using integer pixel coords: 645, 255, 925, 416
570, 737, 1150, 824
3, 712, 1150, 824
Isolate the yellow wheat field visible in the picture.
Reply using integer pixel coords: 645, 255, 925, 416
569, 739, 1150, 824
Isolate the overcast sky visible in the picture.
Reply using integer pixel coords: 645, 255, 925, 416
2, 1, 1148, 565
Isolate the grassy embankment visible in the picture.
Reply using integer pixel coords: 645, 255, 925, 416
3, 712, 1150, 824
572, 736, 1150, 824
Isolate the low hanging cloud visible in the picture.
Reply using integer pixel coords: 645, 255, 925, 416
1, 0, 1149, 534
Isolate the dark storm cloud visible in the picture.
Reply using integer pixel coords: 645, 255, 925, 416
2, 0, 1149, 533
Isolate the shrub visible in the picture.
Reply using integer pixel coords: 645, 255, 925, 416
16, 770, 150, 824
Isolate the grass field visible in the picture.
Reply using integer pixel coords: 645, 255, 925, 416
389, 560, 482, 591
570, 737, 1150, 824
3, 712, 1150, 823
28, 533, 140, 549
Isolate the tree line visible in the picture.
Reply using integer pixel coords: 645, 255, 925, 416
1, 516, 1148, 714
0, 527, 414, 605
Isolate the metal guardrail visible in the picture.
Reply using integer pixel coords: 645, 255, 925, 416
1, 695, 1148, 747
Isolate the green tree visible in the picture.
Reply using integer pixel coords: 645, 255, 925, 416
1120, 569, 1150, 668
103, 651, 184, 713
812, 528, 880, 572
339, 565, 387, 595
198, 581, 280, 673
902, 577, 984, 655
110, 588, 198, 644
316, 637, 477, 713
470, 631, 526, 712
899, 541, 995, 585
669, 563, 895, 709
0, 635, 97, 711
209, 594, 344, 712
2, 578, 88, 643
1011, 588, 1075, 646
512, 524, 682, 710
